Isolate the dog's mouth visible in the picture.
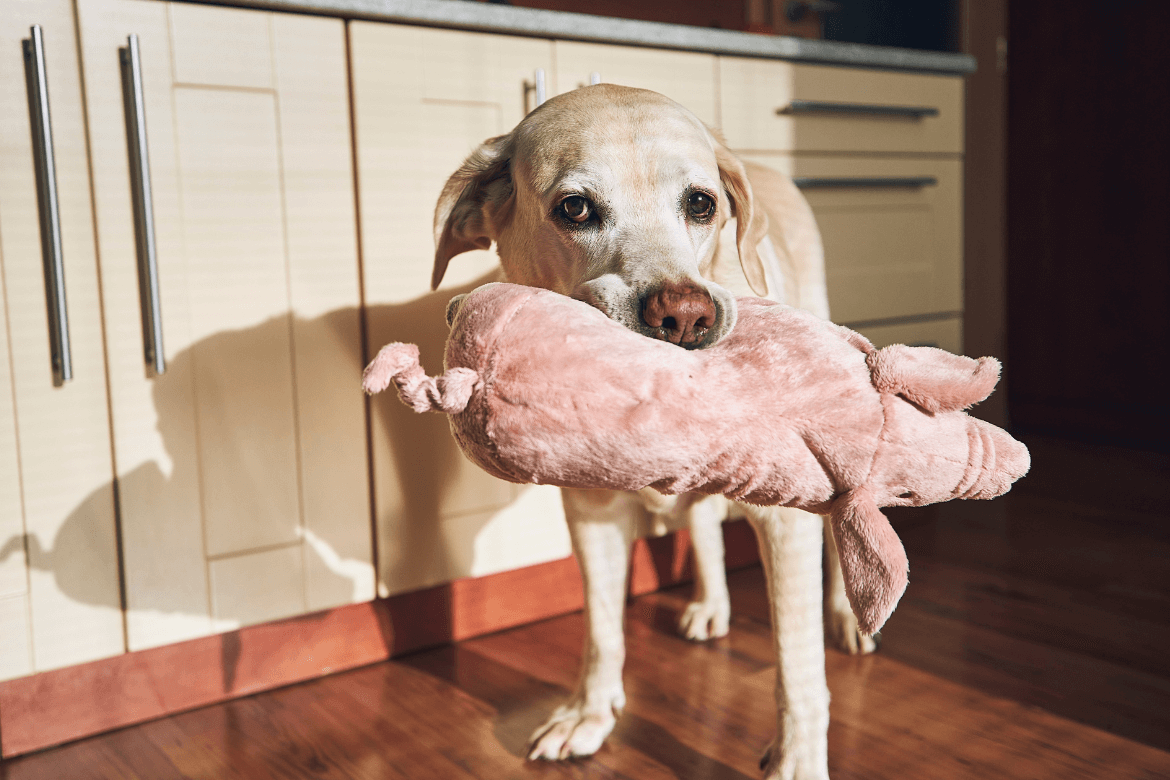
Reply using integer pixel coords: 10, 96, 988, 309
572, 275, 737, 350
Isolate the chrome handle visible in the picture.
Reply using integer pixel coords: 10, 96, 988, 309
793, 176, 938, 189
120, 34, 165, 376
524, 68, 547, 112
588, 71, 601, 86
23, 25, 72, 386
778, 99, 939, 118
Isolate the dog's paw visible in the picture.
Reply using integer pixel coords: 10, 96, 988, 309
758, 739, 831, 780
527, 693, 624, 761
824, 599, 878, 655
678, 597, 731, 641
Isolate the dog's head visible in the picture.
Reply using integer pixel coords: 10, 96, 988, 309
431, 85, 768, 349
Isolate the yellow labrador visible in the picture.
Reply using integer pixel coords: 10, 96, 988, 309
432, 84, 871, 779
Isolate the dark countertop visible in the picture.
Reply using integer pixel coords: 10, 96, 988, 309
208, 0, 976, 75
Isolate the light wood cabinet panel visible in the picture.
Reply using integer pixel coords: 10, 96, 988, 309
208, 546, 306, 627
351, 23, 552, 304
167, 2, 273, 89
0, 291, 24, 603
740, 154, 962, 325
350, 22, 571, 597
174, 86, 302, 556
0, 595, 32, 680
271, 14, 374, 612
77, 0, 370, 649
0, 259, 32, 682
0, 0, 125, 678
856, 317, 963, 355
0, 271, 30, 680
553, 41, 718, 127
721, 57, 963, 154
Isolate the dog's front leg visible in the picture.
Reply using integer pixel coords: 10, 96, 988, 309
745, 505, 831, 780
679, 495, 732, 641
528, 487, 638, 760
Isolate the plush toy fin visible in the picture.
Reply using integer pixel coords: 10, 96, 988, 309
867, 344, 1001, 413
362, 342, 479, 415
829, 486, 910, 635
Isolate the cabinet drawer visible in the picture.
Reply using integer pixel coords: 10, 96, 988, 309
721, 58, 963, 154
855, 317, 963, 355
740, 155, 961, 324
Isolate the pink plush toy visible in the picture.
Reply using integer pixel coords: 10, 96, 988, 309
363, 282, 1029, 634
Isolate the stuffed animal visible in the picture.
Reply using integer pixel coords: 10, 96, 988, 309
363, 282, 1029, 634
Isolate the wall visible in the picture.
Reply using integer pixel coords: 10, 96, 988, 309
1006, 1, 1170, 450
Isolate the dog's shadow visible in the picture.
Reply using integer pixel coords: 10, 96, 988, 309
0, 271, 530, 689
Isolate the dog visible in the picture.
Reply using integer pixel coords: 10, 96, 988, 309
431, 83, 872, 779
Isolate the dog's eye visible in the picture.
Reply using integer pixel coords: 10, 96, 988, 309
687, 191, 715, 221
559, 195, 592, 224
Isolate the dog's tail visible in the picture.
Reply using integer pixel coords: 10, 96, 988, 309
362, 342, 479, 415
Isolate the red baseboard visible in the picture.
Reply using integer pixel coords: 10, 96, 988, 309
0, 520, 758, 758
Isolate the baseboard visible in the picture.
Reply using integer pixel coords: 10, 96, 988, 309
0, 519, 758, 758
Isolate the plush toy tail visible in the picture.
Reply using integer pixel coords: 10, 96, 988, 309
362, 342, 479, 415
829, 486, 910, 635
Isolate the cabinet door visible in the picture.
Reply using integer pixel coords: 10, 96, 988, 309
552, 41, 718, 127
0, 0, 124, 678
350, 23, 570, 598
740, 154, 962, 326
77, 0, 371, 650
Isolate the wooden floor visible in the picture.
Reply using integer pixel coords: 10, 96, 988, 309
2, 434, 1169, 779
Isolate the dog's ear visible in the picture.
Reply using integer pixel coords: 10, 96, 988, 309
713, 137, 770, 297
432, 134, 515, 290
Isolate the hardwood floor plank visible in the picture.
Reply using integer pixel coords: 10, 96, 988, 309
826, 652, 1170, 780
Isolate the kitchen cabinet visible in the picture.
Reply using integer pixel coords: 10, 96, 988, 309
75, 0, 371, 650
0, 0, 124, 679
350, 22, 571, 597
0, 0, 967, 683
723, 57, 965, 349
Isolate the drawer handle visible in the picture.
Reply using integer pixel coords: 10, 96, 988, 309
793, 176, 938, 189
779, 99, 939, 118
22, 25, 72, 386
120, 34, 165, 376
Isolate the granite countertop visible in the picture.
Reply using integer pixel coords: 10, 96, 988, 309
208, 0, 976, 75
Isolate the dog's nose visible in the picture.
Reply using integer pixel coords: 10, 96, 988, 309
641, 282, 717, 347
